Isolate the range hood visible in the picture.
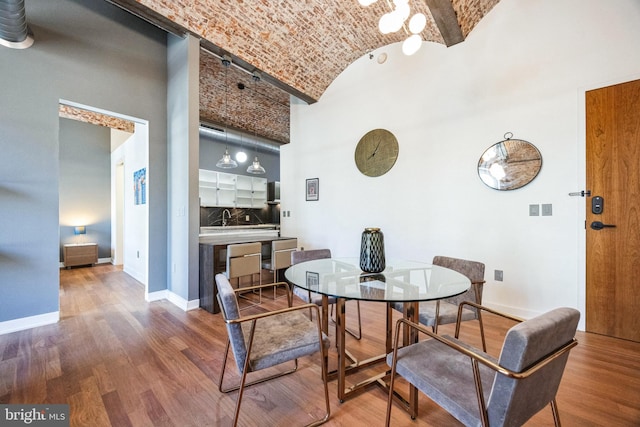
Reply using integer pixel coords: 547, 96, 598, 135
267, 181, 280, 204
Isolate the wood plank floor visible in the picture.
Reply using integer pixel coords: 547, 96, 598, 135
1, 264, 639, 426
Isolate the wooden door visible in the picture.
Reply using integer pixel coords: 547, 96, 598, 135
586, 79, 640, 342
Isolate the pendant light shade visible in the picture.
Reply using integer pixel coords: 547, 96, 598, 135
216, 147, 237, 168
247, 156, 266, 174
247, 71, 266, 175
216, 56, 237, 169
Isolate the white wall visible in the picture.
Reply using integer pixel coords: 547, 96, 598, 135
120, 122, 149, 286
283, 0, 640, 326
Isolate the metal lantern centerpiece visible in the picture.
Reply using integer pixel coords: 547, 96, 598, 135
360, 227, 386, 273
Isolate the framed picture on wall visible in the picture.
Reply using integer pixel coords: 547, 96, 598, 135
306, 178, 319, 201
134, 168, 146, 205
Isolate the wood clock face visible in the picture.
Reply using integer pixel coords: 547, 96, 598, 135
354, 129, 399, 177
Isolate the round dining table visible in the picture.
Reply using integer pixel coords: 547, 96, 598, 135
285, 257, 471, 409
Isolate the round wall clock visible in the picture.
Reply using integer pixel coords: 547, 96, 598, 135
354, 129, 399, 177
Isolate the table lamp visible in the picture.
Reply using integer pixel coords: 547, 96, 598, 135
74, 226, 86, 243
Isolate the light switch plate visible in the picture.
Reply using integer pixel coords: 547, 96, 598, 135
542, 204, 552, 216
529, 204, 540, 216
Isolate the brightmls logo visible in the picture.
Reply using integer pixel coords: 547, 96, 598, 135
0, 405, 69, 427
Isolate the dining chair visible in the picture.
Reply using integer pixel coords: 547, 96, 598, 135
385, 302, 580, 427
291, 249, 362, 340
392, 255, 487, 350
215, 274, 331, 427
225, 242, 262, 306
262, 238, 297, 298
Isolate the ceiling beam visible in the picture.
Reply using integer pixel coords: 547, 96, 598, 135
424, 0, 465, 47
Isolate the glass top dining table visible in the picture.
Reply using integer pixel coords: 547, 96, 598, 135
284, 257, 471, 408
284, 257, 471, 303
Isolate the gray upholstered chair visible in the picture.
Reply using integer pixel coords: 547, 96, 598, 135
291, 249, 362, 340
385, 302, 579, 427
215, 274, 331, 427
393, 255, 487, 350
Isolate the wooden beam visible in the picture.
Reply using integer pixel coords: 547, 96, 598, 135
424, 0, 465, 47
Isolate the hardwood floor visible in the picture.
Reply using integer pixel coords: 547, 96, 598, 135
1, 264, 639, 426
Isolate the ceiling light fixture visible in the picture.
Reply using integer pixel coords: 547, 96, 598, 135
216, 55, 238, 169
358, 0, 426, 56
247, 72, 266, 175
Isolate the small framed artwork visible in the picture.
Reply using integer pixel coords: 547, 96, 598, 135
306, 178, 319, 201
306, 271, 319, 290
134, 168, 146, 205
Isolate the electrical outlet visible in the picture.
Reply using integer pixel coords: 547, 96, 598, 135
245, 215, 250, 221
494, 270, 503, 281
529, 204, 539, 216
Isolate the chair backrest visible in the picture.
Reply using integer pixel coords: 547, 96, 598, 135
226, 242, 261, 280
215, 273, 248, 372
432, 255, 485, 307
270, 238, 298, 270
291, 248, 332, 265
487, 307, 580, 426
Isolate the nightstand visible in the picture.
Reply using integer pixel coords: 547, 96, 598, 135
63, 243, 98, 268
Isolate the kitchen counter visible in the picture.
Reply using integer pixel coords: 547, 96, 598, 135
199, 224, 280, 238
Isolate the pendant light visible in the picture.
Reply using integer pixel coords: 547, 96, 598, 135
247, 71, 266, 175
216, 56, 238, 169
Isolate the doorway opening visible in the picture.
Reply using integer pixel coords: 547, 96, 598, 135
58, 99, 149, 295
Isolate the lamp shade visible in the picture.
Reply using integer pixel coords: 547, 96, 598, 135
247, 157, 266, 174
74, 226, 86, 235
409, 13, 426, 34
216, 148, 238, 168
402, 34, 422, 55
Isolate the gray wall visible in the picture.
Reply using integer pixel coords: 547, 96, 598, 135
59, 119, 111, 260
0, 0, 168, 323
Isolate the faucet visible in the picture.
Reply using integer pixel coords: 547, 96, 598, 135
222, 209, 231, 226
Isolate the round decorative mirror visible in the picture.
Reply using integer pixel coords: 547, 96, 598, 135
478, 133, 542, 190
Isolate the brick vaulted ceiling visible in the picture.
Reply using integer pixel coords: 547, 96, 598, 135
107, 0, 501, 144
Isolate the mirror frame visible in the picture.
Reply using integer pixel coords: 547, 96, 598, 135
477, 135, 542, 191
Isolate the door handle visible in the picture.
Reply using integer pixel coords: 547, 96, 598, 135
590, 221, 616, 230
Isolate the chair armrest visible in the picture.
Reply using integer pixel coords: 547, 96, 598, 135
223, 302, 321, 326
393, 316, 577, 380
456, 300, 523, 327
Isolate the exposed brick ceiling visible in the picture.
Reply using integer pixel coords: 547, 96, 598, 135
59, 104, 135, 133
107, 0, 501, 144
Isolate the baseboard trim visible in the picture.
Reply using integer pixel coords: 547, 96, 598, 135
0, 311, 59, 335
146, 289, 167, 302
166, 291, 200, 311
483, 301, 542, 320
146, 290, 199, 311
